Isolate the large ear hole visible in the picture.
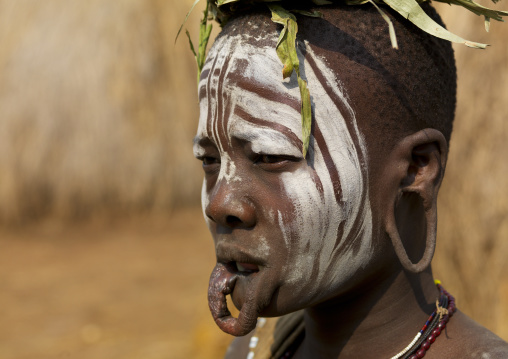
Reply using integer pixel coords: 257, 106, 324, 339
412, 144, 431, 167
395, 191, 427, 264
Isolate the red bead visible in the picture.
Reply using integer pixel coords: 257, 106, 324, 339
432, 328, 441, 337
417, 348, 426, 358
443, 315, 450, 323
409, 355, 418, 359
422, 341, 431, 350
427, 334, 436, 343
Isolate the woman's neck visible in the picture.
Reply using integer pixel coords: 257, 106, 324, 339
294, 268, 439, 359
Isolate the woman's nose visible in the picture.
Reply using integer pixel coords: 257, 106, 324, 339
205, 179, 257, 229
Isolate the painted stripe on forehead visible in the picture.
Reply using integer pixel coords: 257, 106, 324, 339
203, 46, 233, 152
233, 106, 303, 151
228, 86, 302, 137
216, 53, 231, 152
205, 52, 220, 143
198, 69, 210, 101
229, 73, 300, 114
304, 53, 365, 168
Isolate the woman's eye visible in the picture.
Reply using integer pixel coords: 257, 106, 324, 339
202, 157, 219, 166
197, 156, 220, 174
258, 155, 285, 164
253, 154, 300, 170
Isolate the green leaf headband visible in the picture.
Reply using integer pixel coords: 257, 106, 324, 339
177, 0, 507, 157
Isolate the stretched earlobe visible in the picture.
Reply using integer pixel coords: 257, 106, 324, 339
384, 129, 447, 273
386, 197, 437, 273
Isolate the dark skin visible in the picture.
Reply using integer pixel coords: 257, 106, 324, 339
196, 6, 508, 358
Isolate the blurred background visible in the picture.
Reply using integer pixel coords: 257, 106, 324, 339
0, 1, 506, 358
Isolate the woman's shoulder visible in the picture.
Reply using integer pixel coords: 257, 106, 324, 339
429, 310, 508, 358
225, 313, 305, 359
224, 332, 253, 359
224, 311, 508, 358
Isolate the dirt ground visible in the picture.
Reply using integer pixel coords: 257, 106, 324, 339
1, 207, 507, 359
0, 208, 232, 359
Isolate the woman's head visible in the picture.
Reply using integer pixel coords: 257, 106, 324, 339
195, 3, 455, 335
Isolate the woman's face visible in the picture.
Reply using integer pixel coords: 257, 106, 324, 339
194, 29, 375, 333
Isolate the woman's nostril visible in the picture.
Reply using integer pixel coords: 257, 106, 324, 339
226, 215, 242, 226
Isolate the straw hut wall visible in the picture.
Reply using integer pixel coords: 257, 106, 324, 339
0, 0, 506, 352
435, 3, 508, 339
0, 0, 203, 224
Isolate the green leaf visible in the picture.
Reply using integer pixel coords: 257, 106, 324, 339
175, 0, 201, 44
196, 3, 213, 84
269, 5, 300, 78
291, 9, 324, 17
383, 0, 489, 48
485, 16, 491, 32
344, 0, 370, 4
367, 0, 398, 49
269, 4, 312, 157
186, 30, 198, 59
298, 77, 312, 158
216, 0, 241, 6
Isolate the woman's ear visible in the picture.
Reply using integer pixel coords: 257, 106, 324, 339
383, 129, 447, 273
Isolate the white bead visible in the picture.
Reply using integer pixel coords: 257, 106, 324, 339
390, 332, 421, 359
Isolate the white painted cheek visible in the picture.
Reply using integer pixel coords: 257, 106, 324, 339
277, 210, 291, 247
201, 178, 212, 229
272, 44, 375, 299
254, 236, 270, 259
267, 209, 275, 225
278, 162, 335, 286
301, 45, 374, 291
277, 209, 306, 285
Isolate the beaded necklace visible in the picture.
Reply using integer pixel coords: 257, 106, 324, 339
396, 281, 456, 359
280, 280, 456, 359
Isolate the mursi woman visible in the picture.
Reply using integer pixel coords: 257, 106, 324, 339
187, 0, 508, 357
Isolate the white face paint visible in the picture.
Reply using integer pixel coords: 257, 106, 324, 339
194, 29, 374, 312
